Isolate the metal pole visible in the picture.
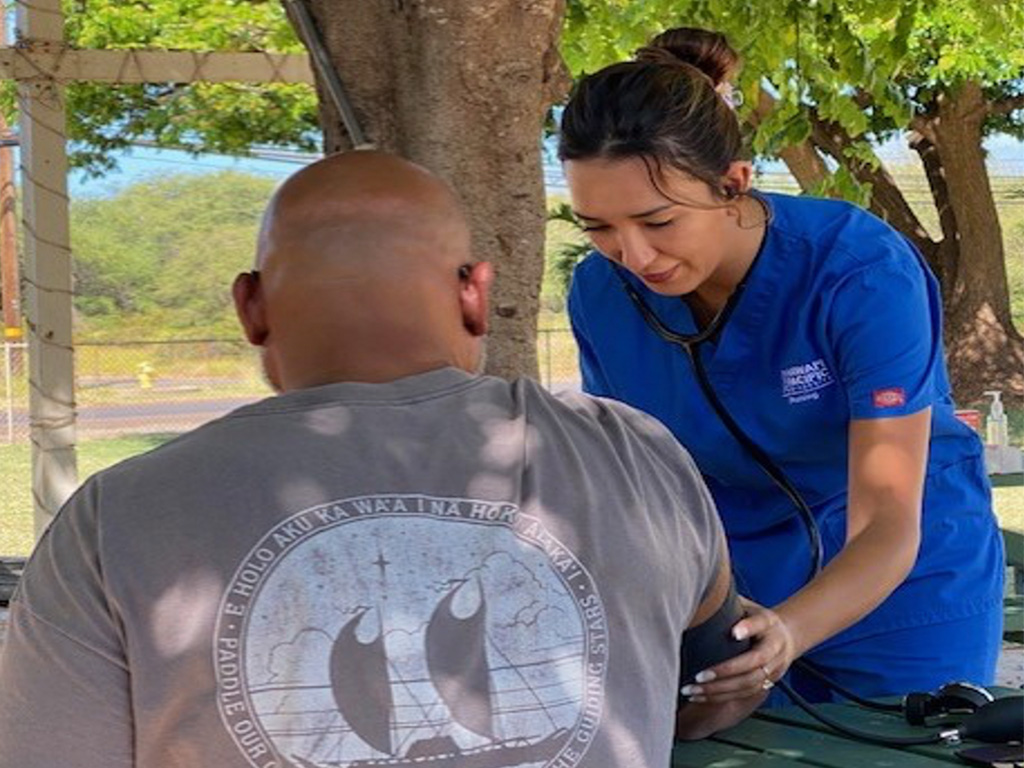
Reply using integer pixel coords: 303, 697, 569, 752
17, 0, 78, 537
0, 141, 19, 337
283, 0, 374, 150
0, 11, 22, 351
4, 342, 13, 443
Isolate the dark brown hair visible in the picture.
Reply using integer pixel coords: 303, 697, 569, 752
558, 26, 743, 195
637, 27, 740, 87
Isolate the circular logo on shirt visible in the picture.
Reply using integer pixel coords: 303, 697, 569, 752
214, 494, 607, 768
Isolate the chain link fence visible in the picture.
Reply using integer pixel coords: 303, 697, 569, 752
0, 336, 577, 446
0, 339, 274, 555
0, 335, 580, 556
0, 343, 23, 445
1, 340, 270, 444
1, 333, 1020, 558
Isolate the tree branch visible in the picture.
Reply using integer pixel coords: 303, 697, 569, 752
989, 93, 1024, 117
853, 87, 873, 110
908, 128, 958, 288
748, 88, 829, 192
807, 112, 936, 259
909, 114, 936, 143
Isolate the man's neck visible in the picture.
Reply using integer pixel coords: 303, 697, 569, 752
279, 357, 468, 391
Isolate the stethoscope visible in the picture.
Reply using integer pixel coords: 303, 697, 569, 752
610, 263, 824, 581
609, 254, 1021, 750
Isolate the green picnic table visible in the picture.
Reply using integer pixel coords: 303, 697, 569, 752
672, 689, 1022, 767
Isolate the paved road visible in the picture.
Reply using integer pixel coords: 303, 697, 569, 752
5, 396, 264, 439
81, 396, 267, 436
79, 397, 260, 422
4, 381, 582, 440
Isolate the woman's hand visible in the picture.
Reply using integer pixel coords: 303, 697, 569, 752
680, 598, 798, 703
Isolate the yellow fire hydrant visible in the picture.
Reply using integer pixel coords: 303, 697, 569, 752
137, 361, 154, 390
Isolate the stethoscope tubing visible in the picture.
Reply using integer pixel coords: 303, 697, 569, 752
612, 265, 824, 580
606, 269, 1008, 742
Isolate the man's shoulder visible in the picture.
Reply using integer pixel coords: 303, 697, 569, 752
80, 407, 262, 504
511, 377, 685, 459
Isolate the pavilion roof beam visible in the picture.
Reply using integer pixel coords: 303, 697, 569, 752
0, 47, 313, 85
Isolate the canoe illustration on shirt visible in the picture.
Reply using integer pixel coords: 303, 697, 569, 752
292, 578, 568, 768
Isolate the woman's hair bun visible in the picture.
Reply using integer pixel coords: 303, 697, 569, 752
634, 27, 739, 87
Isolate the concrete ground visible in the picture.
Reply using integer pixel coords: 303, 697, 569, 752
998, 641, 1024, 687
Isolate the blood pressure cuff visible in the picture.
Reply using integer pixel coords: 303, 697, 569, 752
679, 582, 750, 694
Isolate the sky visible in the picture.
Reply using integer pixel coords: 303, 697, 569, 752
67, 146, 308, 198
49, 131, 1024, 200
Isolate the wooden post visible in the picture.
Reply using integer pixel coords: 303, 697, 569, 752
0, 16, 313, 542
17, 0, 78, 536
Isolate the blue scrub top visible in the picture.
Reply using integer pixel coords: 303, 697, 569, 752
568, 192, 1003, 646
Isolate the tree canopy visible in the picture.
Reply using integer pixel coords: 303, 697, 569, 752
563, 0, 1024, 200
562, 0, 1024, 400
5, 0, 1023, 396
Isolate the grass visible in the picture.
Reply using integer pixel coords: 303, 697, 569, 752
537, 327, 580, 387
2, 346, 270, 407
1, 433, 1020, 556
0, 434, 177, 556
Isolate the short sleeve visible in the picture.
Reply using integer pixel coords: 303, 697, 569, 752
672, 443, 727, 604
568, 264, 614, 398
828, 253, 940, 420
606, 400, 727, 611
0, 480, 132, 767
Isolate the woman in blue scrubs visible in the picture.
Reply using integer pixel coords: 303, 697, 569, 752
560, 28, 1004, 705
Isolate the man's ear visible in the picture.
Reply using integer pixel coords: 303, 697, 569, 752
459, 261, 494, 337
232, 271, 269, 346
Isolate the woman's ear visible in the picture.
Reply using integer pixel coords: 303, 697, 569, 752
232, 271, 269, 346
723, 160, 754, 196
459, 261, 494, 337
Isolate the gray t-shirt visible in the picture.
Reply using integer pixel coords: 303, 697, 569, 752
0, 368, 723, 768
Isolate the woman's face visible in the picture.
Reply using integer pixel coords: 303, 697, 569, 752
564, 156, 739, 297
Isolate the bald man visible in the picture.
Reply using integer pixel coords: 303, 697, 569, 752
0, 152, 755, 768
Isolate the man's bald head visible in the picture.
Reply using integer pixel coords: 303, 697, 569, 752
256, 151, 469, 274
234, 151, 492, 391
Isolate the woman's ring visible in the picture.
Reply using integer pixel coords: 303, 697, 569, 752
760, 666, 774, 690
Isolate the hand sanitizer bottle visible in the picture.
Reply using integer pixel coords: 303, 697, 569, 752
983, 391, 1008, 448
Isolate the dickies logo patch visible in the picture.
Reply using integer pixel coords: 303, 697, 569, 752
781, 358, 835, 404
872, 388, 906, 408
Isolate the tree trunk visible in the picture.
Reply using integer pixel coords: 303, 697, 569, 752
291, 0, 569, 380
907, 127, 959, 291
807, 114, 935, 260
931, 81, 1024, 403
749, 89, 830, 191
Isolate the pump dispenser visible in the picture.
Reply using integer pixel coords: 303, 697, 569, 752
983, 391, 1008, 447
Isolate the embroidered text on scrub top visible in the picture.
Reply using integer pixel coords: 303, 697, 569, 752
780, 358, 836, 404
